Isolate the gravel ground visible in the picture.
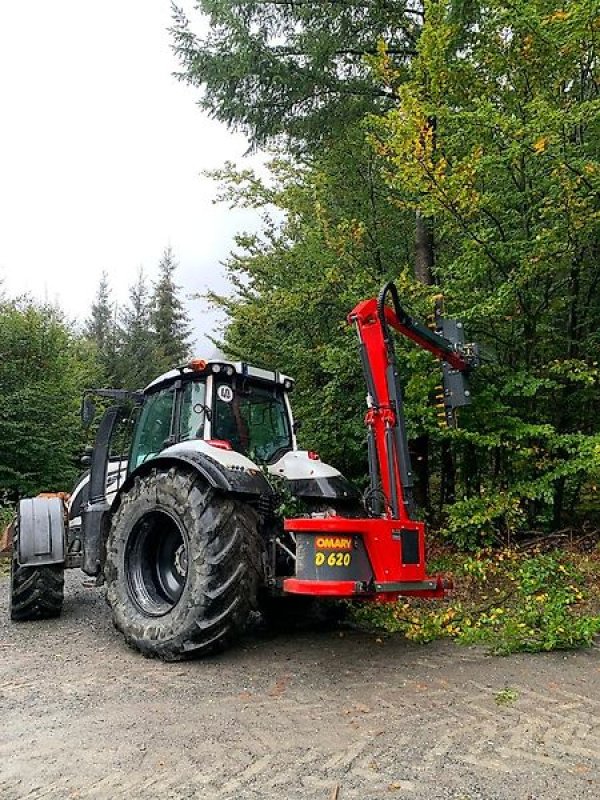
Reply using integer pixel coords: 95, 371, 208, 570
1, 570, 599, 800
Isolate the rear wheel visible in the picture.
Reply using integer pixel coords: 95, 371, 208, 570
9, 521, 64, 621
105, 466, 263, 660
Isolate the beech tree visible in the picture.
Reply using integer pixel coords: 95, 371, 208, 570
368, 0, 600, 540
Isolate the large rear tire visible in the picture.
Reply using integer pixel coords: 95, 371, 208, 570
105, 466, 263, 660
9, 521, 64, 621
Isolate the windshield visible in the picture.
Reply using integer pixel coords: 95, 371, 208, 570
213, 380, 292, 462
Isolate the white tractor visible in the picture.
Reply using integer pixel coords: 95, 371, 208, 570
10, 358, 359, 659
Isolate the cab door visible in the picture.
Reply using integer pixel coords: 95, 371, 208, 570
129, 387, 177, 471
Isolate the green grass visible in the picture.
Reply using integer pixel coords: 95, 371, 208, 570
495, 688, 519, 706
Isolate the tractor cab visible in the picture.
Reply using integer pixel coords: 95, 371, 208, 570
130, 359, 297, 469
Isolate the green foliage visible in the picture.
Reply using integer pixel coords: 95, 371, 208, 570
206, 135, 418, 481
260, 468, 306, 519
171, 0, 420, 147
84, 249, 192, 391
150, 246, 191, 374
84, 271, 119, 384
0, 248, 193, 499
0, 505, 14, 531
462, 552, 600, 654
117, 268, 156, 389
367, 0, 600, 538
494, 688, 519, 706
351, 549, 600, 655
0, 300, 97, 497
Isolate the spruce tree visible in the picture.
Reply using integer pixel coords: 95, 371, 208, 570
171, 1, 420, 148
118, 268, 156, 389
84, 272, 118, 384
150, 246, 191, 373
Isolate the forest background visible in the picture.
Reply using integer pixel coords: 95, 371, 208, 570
1, 0, 598, 553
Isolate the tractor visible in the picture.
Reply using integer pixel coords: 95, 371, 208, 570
8, 282, 479, 659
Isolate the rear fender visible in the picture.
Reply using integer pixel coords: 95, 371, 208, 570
17, 497, 66, 567
118, 449, 273, 499
83, 449, 272, 578
268, 450, 361, 503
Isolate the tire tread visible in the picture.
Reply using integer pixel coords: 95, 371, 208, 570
10, 558, 64, 621
105, 467, 263, 660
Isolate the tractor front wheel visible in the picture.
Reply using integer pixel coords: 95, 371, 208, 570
104, 466, 262, 660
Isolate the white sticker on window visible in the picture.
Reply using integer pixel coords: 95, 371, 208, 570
217, 385, 234, 403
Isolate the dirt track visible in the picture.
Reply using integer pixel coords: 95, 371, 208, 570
1, 570, 599, 800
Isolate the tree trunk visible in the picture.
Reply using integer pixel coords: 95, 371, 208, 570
440, 441, 456, 508
410, 435, 429, 508
553, 476, 565, 529
415, 210, 435, 285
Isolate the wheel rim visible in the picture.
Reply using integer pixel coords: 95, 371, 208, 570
125, 509, 188, 617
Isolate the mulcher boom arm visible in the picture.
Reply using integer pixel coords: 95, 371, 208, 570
351, 281, 478, 522
283, 282, 478, 601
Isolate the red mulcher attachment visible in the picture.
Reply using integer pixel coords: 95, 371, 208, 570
283, 281, 479, 602
283, 516, 449, 601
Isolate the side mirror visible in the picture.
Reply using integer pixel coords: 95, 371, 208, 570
81, 395, 96, 428
292, 420, 302, 434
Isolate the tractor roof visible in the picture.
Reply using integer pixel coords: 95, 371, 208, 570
144, 359, 295, 394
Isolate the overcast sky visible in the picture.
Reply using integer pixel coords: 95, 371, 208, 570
0, 1, 262, 350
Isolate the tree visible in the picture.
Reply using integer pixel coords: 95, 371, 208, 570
172, 1, 454, 293
171, 1, 421, 147
207, 135, 425, 481
177, 0, 599, 542
0, 300, 94, 497
117, 268, 156, 389
206, 0, 599, 544
150, 246, 191, 373
84, 271, 118, 384
368, 0, 600, 540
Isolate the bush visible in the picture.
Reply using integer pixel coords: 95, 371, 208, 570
0, 301, 98, 497
350, 548, 600, 655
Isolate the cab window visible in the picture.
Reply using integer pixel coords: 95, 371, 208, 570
129, 387, 175, 470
